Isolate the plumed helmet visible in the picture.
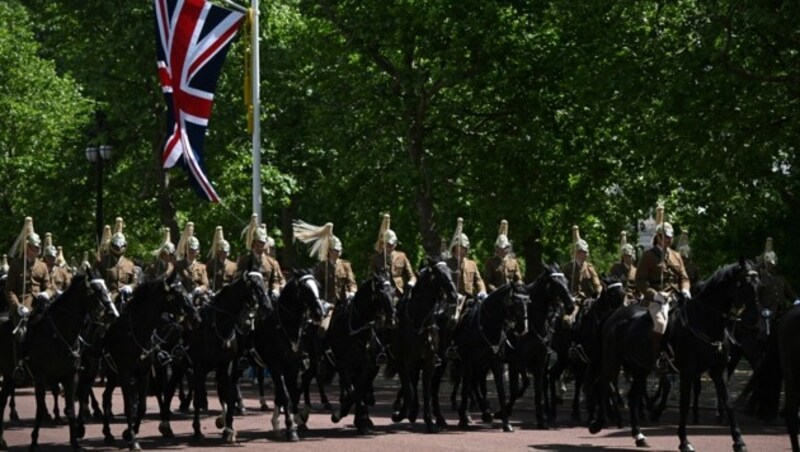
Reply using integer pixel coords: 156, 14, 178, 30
1, 255, 8, 273
242, 214, 267, 247
154, 227, 175, 257
56, 246, 67, 267
187, 236, 200, 251
219, 239, 231, 254
621, 244, 634, 256
572, 225, 588, 253
10, 217, 35, 257
374, 214, 395, 252
27, 232, 42, 248
176, 222, 195, 260
208, 226, 227, 258
576, 239, 589, 253
450, 217, 469, 249
97, 224, 112, 258
495, 219, 510, 249
111, 232, 127, 249
677, 229, 690, 258
293, 220, 334, 262
44, 245, 58, 258
331, 236, 343, 252
763, 237, 777, 265
619, 231, 633, 256
653, 205, 674, 238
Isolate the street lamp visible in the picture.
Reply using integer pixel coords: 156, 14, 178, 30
85, 144, 113, 245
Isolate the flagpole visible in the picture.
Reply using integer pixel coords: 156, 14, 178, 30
251, 0, 261, 222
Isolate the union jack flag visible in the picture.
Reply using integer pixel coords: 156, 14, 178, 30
154, 0, 244, 202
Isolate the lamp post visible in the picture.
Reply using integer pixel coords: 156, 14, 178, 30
85, 144, 113, 245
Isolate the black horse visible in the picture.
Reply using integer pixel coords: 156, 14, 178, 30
779, 304, 800, 452
183, 260, 271, 443
451, 281, 530, 432
251, 269, 326, 441
100, 272, 199, 451
327, 272, 396, 434
573, 275, 626, 423
10, 269, 118, 451
390, 259, 458, 433
589, 258, 759, 452
501, 265, 574, 429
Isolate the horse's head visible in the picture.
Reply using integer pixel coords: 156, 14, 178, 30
370, 271, 396, 329
601, 275, 626, 310
292, 270, 326, 323
541, 263, 574, 315
428, 258, 459, 305
729, 257, 760, 318
163, 272, 202, 327
84, 265, 119, 322
502, 281, 530, 336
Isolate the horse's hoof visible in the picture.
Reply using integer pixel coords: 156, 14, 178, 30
159, 421, 174, 438
192, 431, 205, 441
331, 413, 341, 424
356, 426, 372, 436
9, 411, 19, 422
76, 424, 85, 439
260, 403, 270, 412
502, 423, 514, 432
679, 442, 695, 452
122, 429, 132, 442
0, 437, 7, 450
481, 411, 494, 423
42, 412, 53, 422
285, 429, 299, 442
733, 443, 747, 452
236, 406, 246, 416
223, 428, 237, 443
130, 442, 142, 451
457, 419, 471, 430
297, 423, 309, 432
103, 434, 115, 445
322, 401, 333, 411
391, 412, 404, 423
588, 420, 603, 434
92, 410, 104, 421
408, 414, 418, 424
425, 422, 439, 434
635, 436, 649, 447
215, 415, 225, 429
436, 416, 448, 428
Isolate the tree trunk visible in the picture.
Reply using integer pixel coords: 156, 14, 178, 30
406, 94, 440, 256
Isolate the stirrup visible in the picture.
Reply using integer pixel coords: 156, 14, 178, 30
375, 352, 387, 366
156, 350, 172, 367
12, 363, 26, 382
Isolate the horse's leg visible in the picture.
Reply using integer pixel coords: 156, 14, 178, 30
121, 374, 141, 451
63, 375, 84, 451
8, 390, 17, 423
457, 362, 472, 429
491, 359, 512, 432
422, 361, 437, 433
450, 366, 460, 412
30, 380, 47, 450
677, 370, 695, 452
650, 373, 670, 422
278, 372, 298, 441
572, 362, 585, 422
191, 370, 206, 440
0, 377, 14, 449
710, 366, 747, 451
431, 359, 448, 427
101, 374, 116, 444
392, 363, 410, 423
502, 361, 520, 418
222, 363, 239, 443
256, 366, 270, 411
783, 376, 799, 452
588, 371, 607, 434
629, 372, 648, 447
333, 368, 355, 423
409, 365, 420, 423
692, 375, 702, 424
50, 383, 62, 424
134, 371, 150, 435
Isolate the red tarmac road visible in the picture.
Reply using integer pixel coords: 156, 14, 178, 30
2, 369, 794, 451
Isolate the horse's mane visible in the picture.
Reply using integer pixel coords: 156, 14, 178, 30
693, 262, 745, 301
127, 277, 168, 312
47, 272, 88, 311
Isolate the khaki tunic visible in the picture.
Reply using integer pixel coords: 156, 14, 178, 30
207, 257, 237, 292
145, 260, 174, 281
6, 256, 54, 313
682, 258, 701, 288
314, 259, 357, 305
758, 269, 796, 314
446, 257, 486, 298
98, 254, 138, 301
49, 265, 72, 293
236, 253, 285, 292
635, 246, 690, 303
174, 259, 209, 292
482, 255, 523, 292
609, 261, 637, 302
562, 260, 602, 301
369, 251, 416, 295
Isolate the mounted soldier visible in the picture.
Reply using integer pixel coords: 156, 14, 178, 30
293, 220, 353, 335
609, 231, 638, 305
97, 217, 138, 309
145, 227, 176, 281
562, 226, 602, 308
445, 217, 486, 321
758, 238, 797, 319
369, 214, 416, 301
482, 219, 523, 293
634, 206, 691, 369
207, 226, 237, 293
237, 214, 284, 299
43, 233, 72, 294
174, 222, 209, 304
5, 217, 55, 378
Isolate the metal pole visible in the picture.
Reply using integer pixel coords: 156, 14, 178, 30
96, 159, 104, 246
251, 0, 262, 221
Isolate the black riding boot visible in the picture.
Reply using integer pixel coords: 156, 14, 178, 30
651, 332, 665, 371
